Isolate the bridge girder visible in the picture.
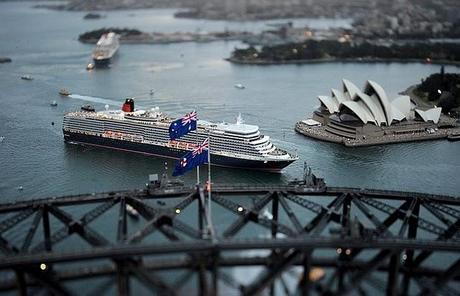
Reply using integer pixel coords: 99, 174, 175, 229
0, 183, 458, 295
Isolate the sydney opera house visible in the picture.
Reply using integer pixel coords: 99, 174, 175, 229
296, 79, 457, 146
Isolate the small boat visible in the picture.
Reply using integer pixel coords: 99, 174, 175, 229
448, 134, 460, 142
21, 75, 33, 81
86, 63, 95, 70
0, 136, 4, 143
50, 100, 58, 107
59, 88, 71, 96
81, 105, 95, 112
234, 83, 245, 89
150, 89, 155, 95
260, 209, 273, 220
126, 204, 139, 218
83, 13, 102, 20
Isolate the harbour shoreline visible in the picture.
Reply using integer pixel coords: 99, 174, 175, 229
226, 57, 460, 67
295, 122, 460, 147
79, 29, 252, 45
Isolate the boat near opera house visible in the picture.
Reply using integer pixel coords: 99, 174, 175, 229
296, 79, 460, 146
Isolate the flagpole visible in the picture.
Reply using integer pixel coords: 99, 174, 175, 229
196, 123, 200, 185
207, 129, 214, 239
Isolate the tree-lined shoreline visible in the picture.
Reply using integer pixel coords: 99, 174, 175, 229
228, 40, 460, 66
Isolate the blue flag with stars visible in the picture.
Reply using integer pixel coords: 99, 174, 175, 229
173, 138, 209, 176
169, 110, 197, 140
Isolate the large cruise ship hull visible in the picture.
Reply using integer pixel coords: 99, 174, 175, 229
64, 132, 295, 172
93, 58, 111, 66
93, 53, 117, 66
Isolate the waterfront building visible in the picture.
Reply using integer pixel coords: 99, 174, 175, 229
315, 79, 416, 127
296, 79, 457, 146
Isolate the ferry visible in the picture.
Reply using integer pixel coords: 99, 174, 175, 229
59, 88, 71, 96
91, 32, 120, 66
63, 99, 297, 172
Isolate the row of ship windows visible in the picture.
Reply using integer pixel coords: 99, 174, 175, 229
103, 121, 261, 141
67, 118, 262, 142
178, 132, 265, 145
175, 137, 263, 152
65, 123, 146, 135
65, 128, 266, 157
146, 134, 263, 155
65, 123, 268, 152
66, 130, 268, 155
65, 120, 269, 150
65, 122, 104, 130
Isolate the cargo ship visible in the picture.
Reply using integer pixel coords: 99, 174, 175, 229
91, 32, 120, 66
63, 99, 297, 172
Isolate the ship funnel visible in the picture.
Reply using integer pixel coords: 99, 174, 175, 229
122, 98, 135, 112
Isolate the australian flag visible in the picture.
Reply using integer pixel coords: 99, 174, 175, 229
173, 138, 209, 176
169, 110, 197, 140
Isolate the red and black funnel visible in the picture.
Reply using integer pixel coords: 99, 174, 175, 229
122, 98, 135, 112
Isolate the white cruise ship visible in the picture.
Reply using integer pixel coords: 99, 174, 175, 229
91, 32, 120, 65
63, 99, 297, 172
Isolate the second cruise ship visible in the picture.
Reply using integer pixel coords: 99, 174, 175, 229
63, 99, 297, 172
91, 32, 120, 66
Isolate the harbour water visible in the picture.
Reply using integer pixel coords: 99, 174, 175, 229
0, 3, 459, 295
0, 1, 459, 202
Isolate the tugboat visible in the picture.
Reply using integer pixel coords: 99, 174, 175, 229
59, 88, 71, 96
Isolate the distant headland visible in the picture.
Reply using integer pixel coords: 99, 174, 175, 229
227, 40, 460, 66
79, 28, 252, 45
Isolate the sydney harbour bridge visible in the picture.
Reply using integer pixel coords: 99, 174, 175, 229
0, 169, 459, 295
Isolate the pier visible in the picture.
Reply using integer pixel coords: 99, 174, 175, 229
295, 120, 460, 147
0, 171, 459, 295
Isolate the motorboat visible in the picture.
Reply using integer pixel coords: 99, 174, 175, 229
59, 88, 71, 96
21, 75, 33, 81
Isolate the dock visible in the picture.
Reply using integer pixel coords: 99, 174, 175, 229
295, 121, 460, 147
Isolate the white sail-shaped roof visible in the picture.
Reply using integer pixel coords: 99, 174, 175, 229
342, 79, 361, 100
318, 96, 339, 113
317, 79, 425, 126
341, 101, 376, 124
331, 88, 347, 104
354, 91, 387, 126
364, 80, 394, 125
391, 108, 406, 122
415, 108, 442, 124
391, 96, 411, 119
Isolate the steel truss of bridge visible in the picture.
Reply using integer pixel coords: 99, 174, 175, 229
0, 174, 459, 295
